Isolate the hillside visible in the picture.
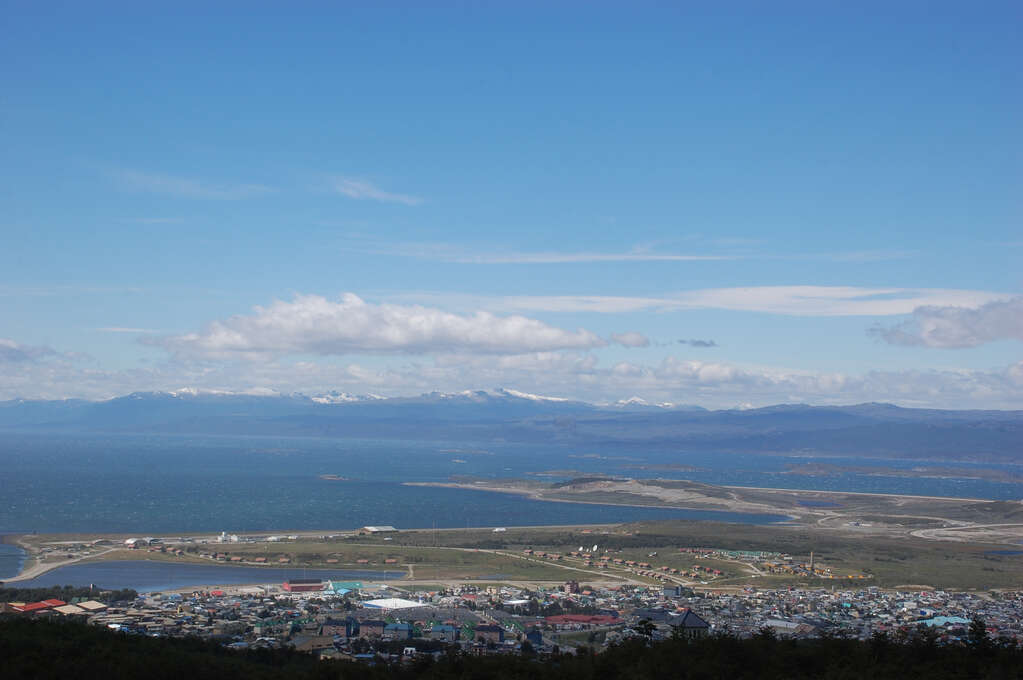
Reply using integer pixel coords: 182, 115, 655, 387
0, 391, 1020, 462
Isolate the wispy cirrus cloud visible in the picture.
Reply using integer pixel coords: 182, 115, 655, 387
343, 238, 914, 265
110, 168, 275, 199
0, 284, 146, 297
871, 296, 1023, 348
680, 339, 718, 347
122, 217, 185, 225
96, 327, 159, 334
330, 177, 422, 205
417, 249, 913, 265
392, 287, 1013, 317
352, 241, 739, 263
450, 251, 737, 264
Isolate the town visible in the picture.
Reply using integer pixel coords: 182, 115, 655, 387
6, 522, 1023, 662
5, 571, 1022, 661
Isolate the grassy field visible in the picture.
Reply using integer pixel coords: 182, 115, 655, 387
15, 516, 1023, 590
614, 520, 1023, 590
396, 520, 1023, 590
61, 541, 578, 582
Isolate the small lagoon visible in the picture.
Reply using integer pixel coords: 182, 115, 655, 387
0, 542, 26, 580
7, 560, 403, 593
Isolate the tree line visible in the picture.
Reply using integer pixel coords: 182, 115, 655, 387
2, 616, 1020, 679
0, 584, 138, 603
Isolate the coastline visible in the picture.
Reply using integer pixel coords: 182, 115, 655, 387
402, 481, 802, 522
2, 521, 620, 583
4, 557, 405, 592
404, 479, 997, 506
719, 483, 992, 503
0, 537, 27, 582
6, 478, 1019, 586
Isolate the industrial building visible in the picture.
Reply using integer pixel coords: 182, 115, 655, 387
282, 579, 324, 593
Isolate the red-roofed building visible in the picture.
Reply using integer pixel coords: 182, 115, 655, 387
283, 579, 323, 593
13, 599, 66, 614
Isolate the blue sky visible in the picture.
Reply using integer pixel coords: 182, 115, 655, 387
2, 2, 1021, 407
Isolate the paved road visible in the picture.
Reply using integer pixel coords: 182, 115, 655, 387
3, 547, 118, 583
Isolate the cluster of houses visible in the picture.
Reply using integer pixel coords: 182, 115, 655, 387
0, 598, 110, 617
6, 576, 1023, 656
523, 547, 733, 583
679, 587, 1023, 643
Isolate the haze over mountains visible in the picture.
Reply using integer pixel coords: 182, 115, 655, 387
1, 390, 1020, 463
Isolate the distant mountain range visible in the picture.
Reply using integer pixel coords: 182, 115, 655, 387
1, 389, 1020, 462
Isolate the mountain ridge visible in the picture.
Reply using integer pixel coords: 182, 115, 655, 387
0, 390, 1020, 462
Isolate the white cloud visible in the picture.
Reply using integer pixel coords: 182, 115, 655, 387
330, 177, 421, 205
2, 340, 1022, 409
610, 332, 650, 348
152, 293, 607, 359
96, 327, 159, 334
353, 240, 738, 263
111, 168, 274, 199
471, 249, 914, 264
871, 296, 1023, 348
448, 251, 737, 264
347, 238, 916, 265
397, 286, 1012, 317
0, 284, 146, 297
397, 352, 1023, 409
680, 339, 718, 348
0, 338, 56, 363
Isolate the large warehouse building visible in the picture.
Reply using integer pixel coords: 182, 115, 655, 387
282, 578, 324, 592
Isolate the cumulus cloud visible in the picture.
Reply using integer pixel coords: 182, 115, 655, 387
610, 332, 650, 348
871, 296, 1023, 348
330, 177, 421, 205
0, 338, 57, 363
3, 342, 1023, 409
679, 339, 718, 348
152, 293, 607, 359
581, 357, 1023, 408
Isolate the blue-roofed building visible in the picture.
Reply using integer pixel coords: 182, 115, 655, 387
384, 622, 414, 639
919, 616, 971, 627
429, 623, 460, 641
327, 581, 362, 594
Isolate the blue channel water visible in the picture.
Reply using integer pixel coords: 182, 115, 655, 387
2, 431, 1020, 538
0, 542, 25, 580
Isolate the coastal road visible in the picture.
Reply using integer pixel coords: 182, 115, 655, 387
3, 546, 118, 584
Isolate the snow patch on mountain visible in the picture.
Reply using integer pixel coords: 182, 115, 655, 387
497, 388, 570, 402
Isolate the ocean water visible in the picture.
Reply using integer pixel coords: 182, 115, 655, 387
6, 560, 402, 592
0, 542, 24, 580
1, 431, 1020, 537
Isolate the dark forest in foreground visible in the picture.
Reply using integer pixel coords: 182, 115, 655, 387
3, 617, 1022, 680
